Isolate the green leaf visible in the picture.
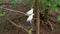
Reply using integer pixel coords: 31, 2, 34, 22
57, 15, 60, 21
28, 28, 32, 34
10, 0, 19, 6
56, 0, 60, 5
49, 7, 54, 13
54, 7, 60, 13
45, 1, 51, 6
52, 3, 57, 7
50, 7, 59, 13
0, 12, 5, 17
54, 8, 58, 12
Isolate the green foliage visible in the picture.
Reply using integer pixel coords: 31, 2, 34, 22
40, 0, 60, 24
0, 13, 5, 17
0, 0, 19, 6
57, 15, 60, 24
57, 15, 60, 21
28, 28, 32, 34
0, 12, 5, 17
0, 8, 5, 17
10, 0, 19, 6
40, 0, 60, 13
56, 0, 60, 5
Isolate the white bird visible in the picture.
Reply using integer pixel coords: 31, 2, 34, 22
25, 8, 34, 16
26, 13, 34, 23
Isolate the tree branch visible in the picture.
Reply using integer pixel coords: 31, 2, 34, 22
6, 17, 29, 34
0, 7, 26, 15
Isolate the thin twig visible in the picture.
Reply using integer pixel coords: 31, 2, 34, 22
6, 17, 29, 34
48, 21, 54, 31
2, 7, 29, 33
31, 0, 35, 8
0, 7, 26, 15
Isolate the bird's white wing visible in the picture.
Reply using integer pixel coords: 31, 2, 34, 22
25, 8, 34, 16
26, 14, 34, 22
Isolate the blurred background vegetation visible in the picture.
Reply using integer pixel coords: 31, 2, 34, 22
0, 0, 60, 34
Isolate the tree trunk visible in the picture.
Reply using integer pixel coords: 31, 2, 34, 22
34, 0, 40, 34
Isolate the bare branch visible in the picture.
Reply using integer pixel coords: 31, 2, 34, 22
6, 17, 29, 34
48, 21, 54, 31
0, 7, 26, 15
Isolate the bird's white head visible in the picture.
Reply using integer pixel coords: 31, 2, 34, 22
25, 8, 34, 16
